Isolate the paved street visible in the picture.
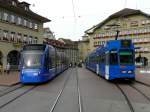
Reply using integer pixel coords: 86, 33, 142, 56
0, 71, 20, 86
136, 68, 150, 86
0, 67, 150, 112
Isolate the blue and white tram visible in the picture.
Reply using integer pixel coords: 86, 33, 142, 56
85, 39, 135, 80
20, 44, 69, 83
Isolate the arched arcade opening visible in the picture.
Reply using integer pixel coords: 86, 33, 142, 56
7, 50, 20, 70
0, 51, 3, 65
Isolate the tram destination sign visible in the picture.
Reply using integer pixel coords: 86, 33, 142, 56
121, 40, 131, 48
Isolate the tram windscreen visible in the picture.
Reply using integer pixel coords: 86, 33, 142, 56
119, 50, 134, 65
22, 51, 43, 68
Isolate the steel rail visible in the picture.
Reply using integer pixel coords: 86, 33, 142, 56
76, 68, 82, 112
0, 84, 25, 98
49, 69, 71, 112
115, 84, 135, 112
0, 86, 36, 109
129, 84, 150, 102
135, 80, 150, 87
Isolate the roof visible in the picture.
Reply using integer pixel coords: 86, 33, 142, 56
58, 38, 73, 44
84, 25, 96, 34
109, 8, 148, 19
0, 0, 50, 23
86, 8, 150, 34
19, 2, 30, 6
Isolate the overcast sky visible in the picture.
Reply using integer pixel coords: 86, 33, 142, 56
21, 0, 150, 41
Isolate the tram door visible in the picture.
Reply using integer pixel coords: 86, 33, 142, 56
105, 52, 109, 80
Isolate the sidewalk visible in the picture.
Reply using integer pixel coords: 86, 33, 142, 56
136, 68, 150, 85
0, 71, 20, 86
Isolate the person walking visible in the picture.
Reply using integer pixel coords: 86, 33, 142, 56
0, 64, 3, 74
6, 62, 10, 74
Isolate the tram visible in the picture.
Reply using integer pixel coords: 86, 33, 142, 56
85, 39, 135, 80
20, 44, 69, 83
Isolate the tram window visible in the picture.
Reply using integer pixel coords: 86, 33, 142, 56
119, 51, 133, 65
50, 54, 56, 68
44, 54, 49, 69
49, 59, 52, 69
110, 53, 118, 65
101, 54, 105, 63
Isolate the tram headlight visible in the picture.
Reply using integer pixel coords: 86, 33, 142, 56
128, 70, 133, 74
121, 71, 127, 73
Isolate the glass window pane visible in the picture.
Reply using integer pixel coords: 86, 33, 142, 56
110, 53, 118, 65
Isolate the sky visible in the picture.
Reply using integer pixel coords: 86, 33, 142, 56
21, 0, 150, 41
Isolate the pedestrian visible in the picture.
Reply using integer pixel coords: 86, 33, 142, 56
74, 62, 76, 67
6, 62, 10, 74
69, 63, 72, 67
0, 64, 3, 74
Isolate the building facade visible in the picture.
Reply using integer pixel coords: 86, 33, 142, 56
58, 38, 79, 65
85, 8, 150, 65
43, 38, 79, 65
78, 34, 90, 62
43, 27, 55, 40
0, 0, 50, 70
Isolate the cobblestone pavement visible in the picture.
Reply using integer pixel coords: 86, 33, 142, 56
0, 71, 20, 86
136, 67, 150, 85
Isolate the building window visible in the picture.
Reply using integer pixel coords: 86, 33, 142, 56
17, 33, 22, 42
26, 21, 30, 28
0, 29, 2, 40
17, 17, 22, 25
23, 35, 27, 43
34, 23, 38, 30
34, 37, 38, 43
104, 26, 110, 30
12, 1, 17, 6
29, 22, 32, 28
141, 20, 150, 25
10, 32, 15, 42
29, 36, 32, 44
25, 6, 29, 11
26, 36, 29, 44
130, 21, 138, 27
0, 12, 2, 20
10, 15, 15, 23
23, 19, 27, 26
146, 20, 150, 24
142, 20, 145, 25
3, 12, 9, 21
3, 30, 9, 41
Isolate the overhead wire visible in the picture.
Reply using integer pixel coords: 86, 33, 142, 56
71, 0, 77, 39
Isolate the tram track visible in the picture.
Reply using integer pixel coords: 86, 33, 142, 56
75, 68, 82, 112
115, 80, 150, 112
0, 83, 25, 98
129, 84, 150, 102
49, 68, 82, 112
49, 69, 72, 112
135, 80, 150, 87
115, 84, 135, 112
0, 85, 37, 109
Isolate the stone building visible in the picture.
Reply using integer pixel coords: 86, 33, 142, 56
85, 8, 150, 65
43, 27, 55, 40
78, 34, 90, 62
58, 38, 79, 65
43, 38, 79, 65
0, 0, 50, 70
